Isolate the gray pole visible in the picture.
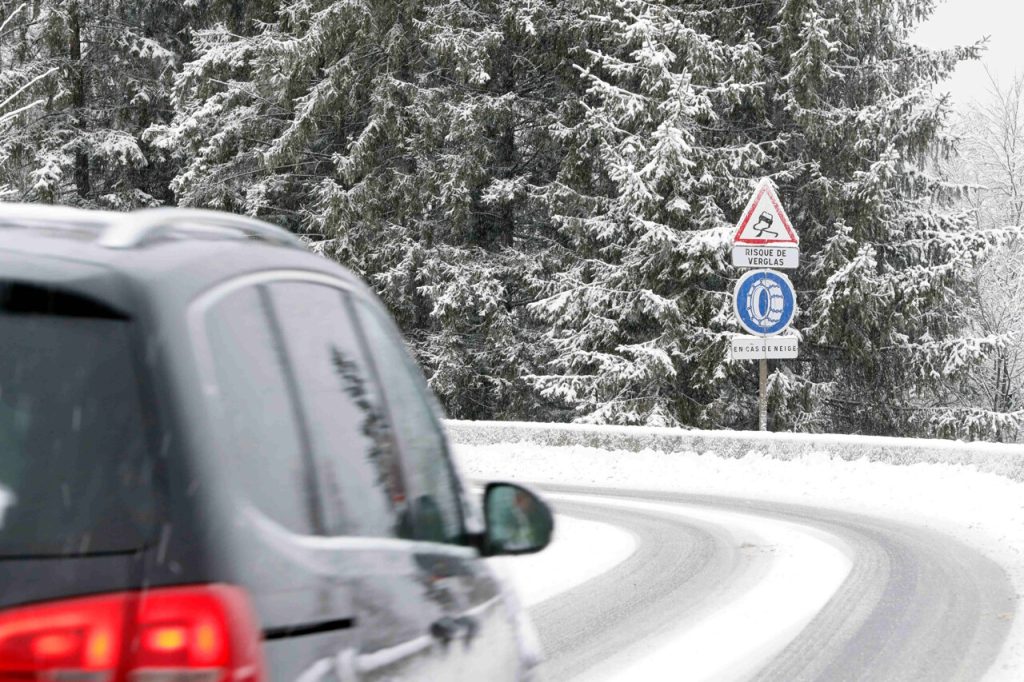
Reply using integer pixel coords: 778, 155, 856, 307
758, 358, 768, 431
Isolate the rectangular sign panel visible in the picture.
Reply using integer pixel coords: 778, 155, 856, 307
732, 245, 799, 269
729, 335, 799, 360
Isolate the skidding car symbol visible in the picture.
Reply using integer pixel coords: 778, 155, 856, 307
753, 211, 778, 239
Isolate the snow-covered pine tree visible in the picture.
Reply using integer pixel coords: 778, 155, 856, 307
0, 4, 56, 197
937, 73, 1024, 441
0, 0, 192, 207
316, 0, 573, 420
769, 0, 1009, 436
527, 0, 776, 427
529, 0, 1002, 435
90, 0, 1004, 437
159, 0, 571, 419
943, 240, 1024, 441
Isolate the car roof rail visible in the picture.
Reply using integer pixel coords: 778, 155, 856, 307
0, 202, 121, 228
98, 207, 306, 250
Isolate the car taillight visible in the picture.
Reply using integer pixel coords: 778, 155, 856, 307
0, 591, 127, 680
129, 585, 263, 682
0, 585, 264, 682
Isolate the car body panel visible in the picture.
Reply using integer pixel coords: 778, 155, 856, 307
0, 211, 537, 681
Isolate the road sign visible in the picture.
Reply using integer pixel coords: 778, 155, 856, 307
732, 245, 799, 269
729, 335, 799, 360
733, 269, 797, 336
733, 179, 798, 246
731, 179, 801, 432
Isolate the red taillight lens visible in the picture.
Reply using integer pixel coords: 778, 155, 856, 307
0, 586, 263, 682
130, 585, 262, 680
0, 591, 127, 679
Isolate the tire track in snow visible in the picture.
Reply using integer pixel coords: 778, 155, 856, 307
527, 498, 732, 682
525, 485, 1014, 682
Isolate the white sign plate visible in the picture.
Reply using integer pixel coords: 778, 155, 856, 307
732, 245, 799, 269
729, 335, 799, 360
733, 178, 799, 246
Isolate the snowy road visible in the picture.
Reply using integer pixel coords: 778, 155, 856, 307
516, 485, 1015, 682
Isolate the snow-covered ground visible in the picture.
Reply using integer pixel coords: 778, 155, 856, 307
457, 437, 1024, 680
491, 513, 637, 608
550, 493, 853, 682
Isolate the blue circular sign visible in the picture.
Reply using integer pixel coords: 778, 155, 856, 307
733, 269, 796, 336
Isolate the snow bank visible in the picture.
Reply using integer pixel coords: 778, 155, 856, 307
447, 419, 1024, 480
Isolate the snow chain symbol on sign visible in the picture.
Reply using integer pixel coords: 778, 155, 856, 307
733, 269, 796, 337
745, 274, 787, 330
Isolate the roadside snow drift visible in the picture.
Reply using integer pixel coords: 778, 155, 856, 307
448, 420, 1024, 480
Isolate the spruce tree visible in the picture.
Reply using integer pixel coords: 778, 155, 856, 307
529, 0, 1001, 434
768, 0, 1003, 435
526, 0, 764, 426
160, 0, 572, 419
0, 0, 194, 207
156, 0, 1002, 437
937, 75, 1024, 441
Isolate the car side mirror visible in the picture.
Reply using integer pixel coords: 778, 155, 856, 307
481, 482, 554, 557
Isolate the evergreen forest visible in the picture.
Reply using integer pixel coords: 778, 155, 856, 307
0, 0, 1020, 440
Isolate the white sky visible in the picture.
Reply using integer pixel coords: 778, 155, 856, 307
913, 0, 1024, 107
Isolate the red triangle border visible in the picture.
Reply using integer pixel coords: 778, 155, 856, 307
732, 183, 799, 245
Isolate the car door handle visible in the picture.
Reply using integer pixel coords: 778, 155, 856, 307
429, 615, 478, 646
429, 616, 460, 645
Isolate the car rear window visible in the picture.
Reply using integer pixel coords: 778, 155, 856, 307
0, 283, 153, 558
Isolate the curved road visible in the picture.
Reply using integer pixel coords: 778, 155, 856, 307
527, 485, 1016, 682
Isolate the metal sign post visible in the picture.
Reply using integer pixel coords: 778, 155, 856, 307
729, 179, 800, 432
759, 359, 768, 431
732, 270, 796, 432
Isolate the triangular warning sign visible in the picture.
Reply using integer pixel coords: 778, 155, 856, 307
733, 179, 799, 245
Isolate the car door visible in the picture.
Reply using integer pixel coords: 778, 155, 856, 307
195, 282, 362, 682
348, 295, 522, 681
264, 277, 467, 680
